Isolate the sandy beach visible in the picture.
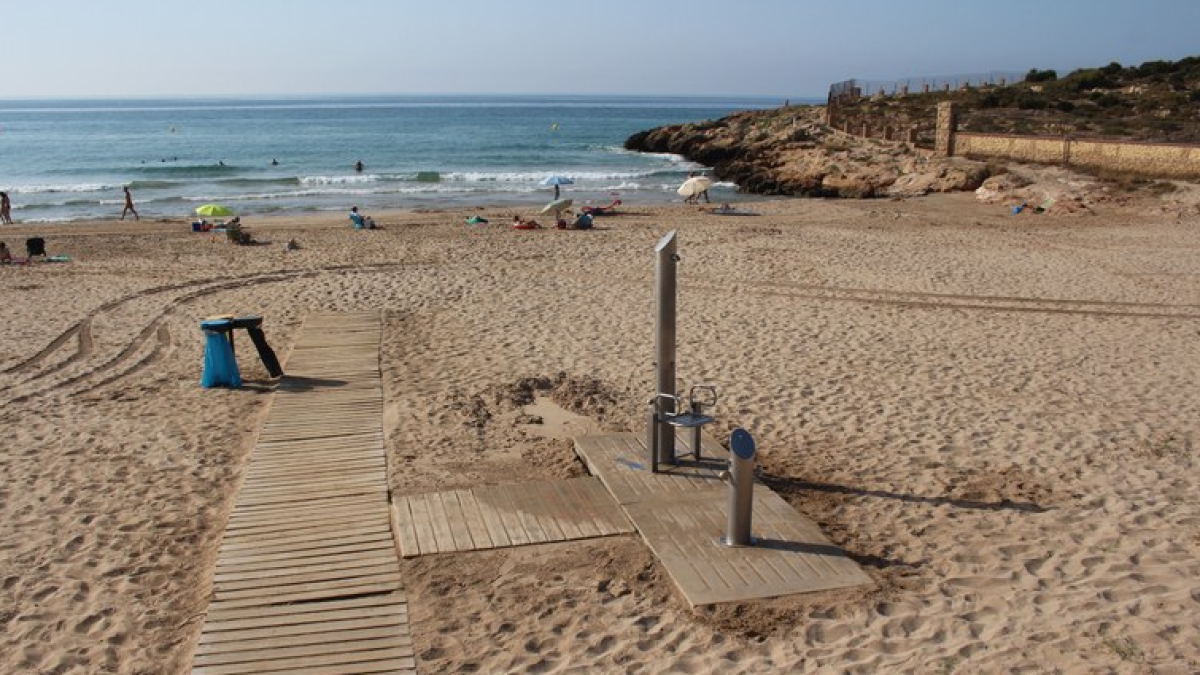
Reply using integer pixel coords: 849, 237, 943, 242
1, 190, 1198, 673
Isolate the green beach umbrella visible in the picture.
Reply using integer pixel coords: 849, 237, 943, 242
195, 204, 235, 218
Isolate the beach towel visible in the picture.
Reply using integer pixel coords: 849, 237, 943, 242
710, 207, 759, 216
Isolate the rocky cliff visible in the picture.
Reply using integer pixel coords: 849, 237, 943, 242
625, 106, 992, 198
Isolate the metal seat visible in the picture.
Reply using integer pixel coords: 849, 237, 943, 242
648, 385, 718, 472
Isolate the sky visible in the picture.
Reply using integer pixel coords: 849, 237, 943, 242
2, 0, 1197, 99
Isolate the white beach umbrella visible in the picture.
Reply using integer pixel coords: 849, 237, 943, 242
540, 198, 573, 215
677, 176, 713, 197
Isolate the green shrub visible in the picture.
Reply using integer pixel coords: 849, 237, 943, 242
1017, 95, 1048, 110
1026, 68, 1058, 82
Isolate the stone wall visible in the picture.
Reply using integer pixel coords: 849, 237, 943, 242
937, 103, 1200, 178
934, 102, 955, 158
954, 134, 1067, 164
1067, 139, 1200, 177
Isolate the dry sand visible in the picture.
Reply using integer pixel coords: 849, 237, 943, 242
1, 191, 1198, 674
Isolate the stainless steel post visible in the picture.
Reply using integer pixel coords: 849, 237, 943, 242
723, 428, 756, 546
654, 231, 678, 467
646, 401, 659, 472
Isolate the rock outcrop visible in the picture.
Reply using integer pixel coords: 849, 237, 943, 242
625, 106, 994, 199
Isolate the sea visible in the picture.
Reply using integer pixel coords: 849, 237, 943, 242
0, 95, 798, 223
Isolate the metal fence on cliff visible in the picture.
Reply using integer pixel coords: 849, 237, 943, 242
828, 71, 1028, 104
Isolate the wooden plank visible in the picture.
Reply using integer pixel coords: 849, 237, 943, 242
201, 612, 407, 643
240, 453, 384, 473
425, 491, 457, 553
489, 485, 531, 547
581, 478, 631, 537
195, 626, 412, 657
562, 479, 603, 539
248, 438, 385, 455
473, 488, 511, 549
204, 592, 406, 624
512, 483, 548, 544
209, 580, 399, 610
235, 475, 382, 497
213, 572, 399, 603
526, 480, 564, 543
405, 494, 438, 556
213, 554, 397, 583
220, 518, 389, 546
456, 489, 493, 550
215, 550, 396, 578
226, 499, 381, 527
214, 535, 392, 567
542, 479, 583, 540
214, 562, 398, 593
217, 532, 393, 562
242, 457, 383, 477
390, 498, 420, 558
192, 645, 414, 674
439, 490, 474, 552
233, 484, 386, 508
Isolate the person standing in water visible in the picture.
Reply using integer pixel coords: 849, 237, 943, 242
0, 191, 12, 224
120, 186, 139, 221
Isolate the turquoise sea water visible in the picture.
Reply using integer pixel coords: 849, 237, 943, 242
0, 95, 797, 223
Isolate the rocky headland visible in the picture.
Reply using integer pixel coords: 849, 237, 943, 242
625, 104, 1200, 218
625, 105, 992, 199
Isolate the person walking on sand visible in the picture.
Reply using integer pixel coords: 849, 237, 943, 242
0, 191, 12, 224
120, 186, 139, 221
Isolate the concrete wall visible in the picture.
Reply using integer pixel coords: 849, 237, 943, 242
936, 103, 1200, 178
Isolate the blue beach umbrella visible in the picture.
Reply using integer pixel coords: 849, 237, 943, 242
540, 175, 574, 187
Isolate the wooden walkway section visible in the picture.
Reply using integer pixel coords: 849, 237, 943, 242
575, 433, 872, 606
193, 313, 415, 675
392, 477, 634, 557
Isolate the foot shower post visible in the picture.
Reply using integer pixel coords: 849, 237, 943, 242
722, 428, 757, 547
651, 231, 679, 472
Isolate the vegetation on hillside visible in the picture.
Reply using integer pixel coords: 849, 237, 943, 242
833, 56, 1200, 145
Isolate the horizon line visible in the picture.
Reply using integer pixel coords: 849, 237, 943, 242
0, 92, 823, 103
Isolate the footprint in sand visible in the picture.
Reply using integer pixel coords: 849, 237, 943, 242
74, 612, 105, 635
31, 585, 58, 603
586, 635, 616, 656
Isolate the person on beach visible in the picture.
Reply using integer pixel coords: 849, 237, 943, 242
354, 160, 364, 173
0, 191, 12, 224
120, 186, 139, 221
0, 241, 11, 263
349, 206, 376, 229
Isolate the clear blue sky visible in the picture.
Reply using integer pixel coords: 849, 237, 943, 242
3, 0, 1197, 98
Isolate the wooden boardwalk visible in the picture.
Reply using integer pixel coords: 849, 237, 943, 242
576, 433, 872, 606
392, 477, 634, 557
193, 313, 415, 675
